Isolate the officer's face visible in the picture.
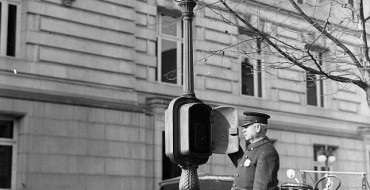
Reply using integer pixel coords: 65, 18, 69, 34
241, 123, 258, 141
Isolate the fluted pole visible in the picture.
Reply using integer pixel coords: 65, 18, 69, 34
179, 0, 196, 98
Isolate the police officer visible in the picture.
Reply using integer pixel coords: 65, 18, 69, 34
228, 112, 280, 190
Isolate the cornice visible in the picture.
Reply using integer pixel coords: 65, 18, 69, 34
0, 87, 144, 113
270, 121, 362, 140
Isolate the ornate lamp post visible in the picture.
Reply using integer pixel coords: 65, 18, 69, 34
176, 1, 200, 190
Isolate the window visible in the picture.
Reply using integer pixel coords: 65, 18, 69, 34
162, 131, 181, 180
0, 1, 19, 57
0, 120, 16, 189
313, 145, 337, 183
306, 53, 324, 107
241, 38, 263, 97
157, 12, 183, 85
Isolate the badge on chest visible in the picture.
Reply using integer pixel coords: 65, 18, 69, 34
243, 159, 251, 167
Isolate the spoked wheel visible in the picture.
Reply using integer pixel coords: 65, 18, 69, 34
314, 175, 341, 190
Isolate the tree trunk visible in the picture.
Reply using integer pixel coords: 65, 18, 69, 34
367, 87, 370, 107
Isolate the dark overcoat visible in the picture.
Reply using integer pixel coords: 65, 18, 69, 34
229, 137, 279, 190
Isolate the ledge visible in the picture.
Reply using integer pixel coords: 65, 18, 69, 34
0, 86, 144, 113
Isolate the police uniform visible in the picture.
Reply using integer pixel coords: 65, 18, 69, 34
229, 112, 280, 190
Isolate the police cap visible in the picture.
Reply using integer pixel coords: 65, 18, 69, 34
242, 112, 270, 127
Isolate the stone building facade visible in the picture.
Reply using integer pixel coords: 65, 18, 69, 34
0, 0, 370, 190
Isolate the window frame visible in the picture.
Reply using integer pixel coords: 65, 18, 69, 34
313, 144, 338, 183
0, 118, 17, 190
240, 38, 264, 98
157, 12, 183, 85
0, 0, 21, 57
306, 53, 325, 107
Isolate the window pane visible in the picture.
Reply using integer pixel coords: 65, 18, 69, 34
162, 131, 181, 180
0, 2, 2, 50
257, 60, 262, 97
7, 4, 17, 56
318, 53, 324, 107
0, 145, 12, 188
319, 80, 324, 107
257, 39, 262, 97
161, 14, 177, 36
161, 39, 177, 84
0, 120, 13, 138
307, 73, 317, 106
241, 58, 254, 96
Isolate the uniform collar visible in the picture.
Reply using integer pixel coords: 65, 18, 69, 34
247, 137, 270, 151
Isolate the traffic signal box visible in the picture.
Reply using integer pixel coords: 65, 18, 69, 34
165, 96, 238, 166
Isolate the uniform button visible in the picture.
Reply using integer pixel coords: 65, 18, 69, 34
236, 174, 239, 177
240, 164, 243, 167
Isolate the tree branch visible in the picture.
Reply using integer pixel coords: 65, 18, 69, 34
357, 0, 370, 65
219, 0, 367, 90
365, 16, 370, 22
287, 0, 365, 75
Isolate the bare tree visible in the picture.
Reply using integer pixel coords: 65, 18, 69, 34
198, 0, 370, 105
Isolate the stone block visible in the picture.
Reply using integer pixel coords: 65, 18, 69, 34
106, 125, 139, 142
44, 137, 87, 155
26, 153, 43, 172
28, 1, 135, 33
195, 64, 239, 81
135, 1, 156, 15
135, 38, 147, 52
205, 77, 232, 92
147, 40, 156, 56
41, 154, 68, 173
279, 156, 297, 168
205, 29, 231, 45
87, 123, 105, 140
295, 133, 311, 145
119, 112, 133, 126
27, 135, 49, 153
40, 17, 135, 47
67, 156, 105, 174
27, 31, 135, 60
338, 100, 358, 113
135, 26, 157, 40
278, 90, 301, 104
131, 177, 147, 190
136, 64, 148, 79
273, 80, 304, 93
104, 110, 123, 125
87, 108, 107, 123
85, 176, 106, 190
135, 12, 148, 26
295, 145, 311, 157
135, 52, 156, 67
147, 67, 156, 81
72, 106, 89, 121
39, 47, 135, 74
196, 17, 238, 34
105, 158, 125, 175
284, 143, 297, 156
27, 173, 86, 190
86, 140, 108, 157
